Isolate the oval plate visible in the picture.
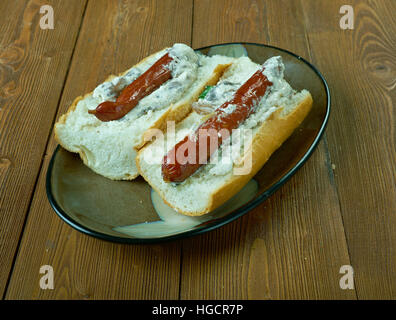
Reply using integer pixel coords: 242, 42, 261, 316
46, 43, 330, 244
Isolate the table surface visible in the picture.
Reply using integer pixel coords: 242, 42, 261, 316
0, 0, 395, 300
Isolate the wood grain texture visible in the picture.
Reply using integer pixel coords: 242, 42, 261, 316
0, 0, 87, 297
180, 0, 356, 299
192, 0, 267, 47
5, 0, 192, 299
301, 0, 396, 299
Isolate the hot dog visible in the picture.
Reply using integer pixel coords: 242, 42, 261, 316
88, 53, 173, 122
137, 55, 313, 215
162, 67, 273, 182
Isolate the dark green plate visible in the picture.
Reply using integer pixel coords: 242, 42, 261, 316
46, 43, 330, 244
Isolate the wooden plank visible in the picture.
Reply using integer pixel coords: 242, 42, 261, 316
301, 0, 396, 299
5, 0, 192, 299
180, 0, 356, 299
0, 0, 87, 297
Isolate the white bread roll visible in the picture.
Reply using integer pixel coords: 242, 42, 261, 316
136, 56, 313, 216
54, 44, 233, 180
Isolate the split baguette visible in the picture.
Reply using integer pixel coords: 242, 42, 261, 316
136, 56, 313, 216
54, 44, 233, 180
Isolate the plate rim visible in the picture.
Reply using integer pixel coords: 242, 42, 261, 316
46, 42, 331, 244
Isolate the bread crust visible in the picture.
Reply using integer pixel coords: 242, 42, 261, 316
136, 93, 313, 216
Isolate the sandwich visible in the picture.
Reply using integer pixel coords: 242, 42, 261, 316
136, 55, 313, 215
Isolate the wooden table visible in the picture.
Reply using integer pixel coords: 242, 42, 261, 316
0, 0, 395, 300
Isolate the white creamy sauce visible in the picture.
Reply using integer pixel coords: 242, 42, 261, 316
92, 68, 144, 102
191, 57, 258, 114
195, 56, 298, 177
222, 103, 237, 114
113, 179, 258, 238
191, 56, 292, 117
90, 43, 199, 118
